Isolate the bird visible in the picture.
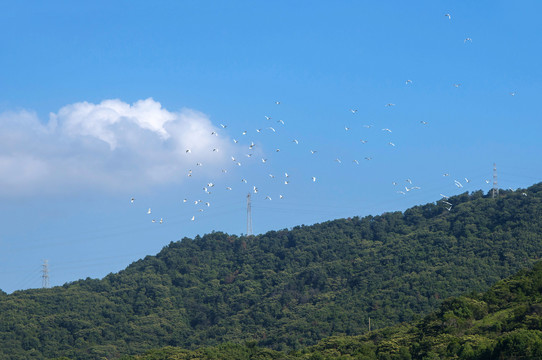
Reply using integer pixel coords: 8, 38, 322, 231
382, 128, 392, 133
523, 192, 528, 196
226, 186, 232, 190
246, 153, 253, 158
275, 101, 280, 105
312, 176, 316, 182
130, 197, 134, 204
231, 156, 236, 161
443, 173, 450, 177
262, 158, 267, 163
335, 158, 342, 164
152, 219, 156, 223
420, 121, 428, 125
220, 124, 227, 128
265, 196, 272, 200
233, 139, 239, 143
464, 37, 472, 43
191, 216, 195, 221
268, 127, 276, 132
269, 174, 275, 178
510, 92, 516, 96
284, 180, 289, 185
213, 148, 219, 152
221, 169, 227, 173
405, 79, 413, 85
183, 199, 187, 203
186, 149, 191, 153
350, 109, 358, 114
211, 131, 218, 136
353, 159, 359, 165
256, 129, 262, 133
242, 131, 247, 135
292, 139, 299, 144
397, 191, 406, 195
363, 124, 373, 128
205, 202, 210, 207
275, 148, 280, 152
440, 194, 449, 199
277, 119, 285, 125
453, 83, 461, 88
147, 208, 151, 214
241, 179, 247, 183
465, 178, 470, 183
360, 139, 368, 144
345, 126, 350, 131
365, 157, 372, 160
388, 142, 396, 147
285, 172, 289, 178
406, 179, 412, 184
310, 150, 317, 154
279, 195, 284, 199
265, 116, 272, 120
196, 162, 202, 167
385, 103, 396, 107
444, 13, 451, 19
392, 182, 397, 186
160, 218, 163, 224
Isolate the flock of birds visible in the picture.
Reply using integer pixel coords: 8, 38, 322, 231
129, 12, 520, 225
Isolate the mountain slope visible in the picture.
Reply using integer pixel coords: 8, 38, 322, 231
1, 184, 542, 359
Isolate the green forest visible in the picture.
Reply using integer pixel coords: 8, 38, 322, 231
1, 183, 542, 359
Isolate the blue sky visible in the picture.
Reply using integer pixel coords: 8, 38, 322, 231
1, 1, 541, 293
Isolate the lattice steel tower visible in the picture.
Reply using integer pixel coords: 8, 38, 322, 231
492, 163, 499, 199
246, 193, 253, 236
42, 260, 50, 288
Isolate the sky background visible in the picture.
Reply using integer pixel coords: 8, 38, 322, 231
1, 1, 542, 293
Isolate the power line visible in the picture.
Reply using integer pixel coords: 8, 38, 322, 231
246, 193, 253, 236
493, 163, 499, 199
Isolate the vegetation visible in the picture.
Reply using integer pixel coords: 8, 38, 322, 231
1, 184, 542, 359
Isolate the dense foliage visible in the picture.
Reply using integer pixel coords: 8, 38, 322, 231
1, 184, 542, 359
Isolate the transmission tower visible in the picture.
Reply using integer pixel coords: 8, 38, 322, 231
42, 260, 50, 288
246, 193, 253, 236
492, 162, 499, 199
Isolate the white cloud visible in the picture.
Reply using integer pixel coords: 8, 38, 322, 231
0, 98, 234, 196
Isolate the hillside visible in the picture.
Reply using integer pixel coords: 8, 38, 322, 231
1, 183, 542, 359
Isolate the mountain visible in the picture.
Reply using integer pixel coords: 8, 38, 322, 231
1, 183, 542, 359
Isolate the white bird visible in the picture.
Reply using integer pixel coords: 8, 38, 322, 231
152, 219, 156, 223
292, 139, 299, 144
392, 182, 398, 186
226, 186, 232, 190
275, 148, 280, 152
440, 194, 449, 199
453, 83, 461, 88
335, 158, 342, 164
199, 209, 204, 212
249, 141, 255, 149
464, 37, 472, 43
443, 201, 452, 206
510, 92, 516, 96
265, 116, 272, 120
523, 192, 528, 196
385, 103, 396, 107
277, 119, 285, 125
312, 176, 316, 182
211, 131, 218, 136
420, 121, 428, 125
345, 126, 350, 131
246, 153, 253, 158
405, 79, 413, 85
191, 216, 195, 221
275, 101, 280, 105
363, 124, 373, 128
269, 174, 275, 178
183, 199, 187, 203
222, 169, 227, 173
485, 179, 490, 184
365, 157, 372, 160
231, 156, 236, 161
196, 162, 202, 166
131, 197, 135, 204
207, 182, 215, 187
285, 172, 289, 178
242, 131, 247, 135
360, 139, 368, 144
284, 180, 289, 184
220, 124, 227, 128
388, 142, 396, 147
237, 162, 241, 166
241, 179, 247, 183
265, 196, 272, 200
279, 195, 284, 199
310, 150, 317, 154
382, 129, 392, 133
205, 202, 210, 207
194, 200, 199, 204
455, 181, 463, 188
256, 129, 262, 133
350, 109, 358, 114
353, 159, 359, 165
406, 179, 412, 184
160, 218, 163, 224
443, 173, 449, 177
233, 139, 239, 143
465, 178, 470, 183
262, 158, 267, 163
444, 13, 451, 19
147, 208, 151, 214
397, 191, 406, 195
268, 127, 276, 132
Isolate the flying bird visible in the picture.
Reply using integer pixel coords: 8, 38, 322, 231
147, 208, 151, 214
292, 139, 299, 144
405, 79, 413, 85
420, 121, 428, 125
382, 128, 392, 133
312, 176, 316, 182
444, 13, 451, 19
385, 103, 396, 107
130, 197, 134, 204
464, 37, 472, 43
261, 158, 267, 163
264, 116, 272, 120
350, 109, 358, 114
353, 159, 359, 165
275, 101, 280, 105
220, 124, 227, 128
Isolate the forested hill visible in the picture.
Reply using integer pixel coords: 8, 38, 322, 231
1, 183, 542, 359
